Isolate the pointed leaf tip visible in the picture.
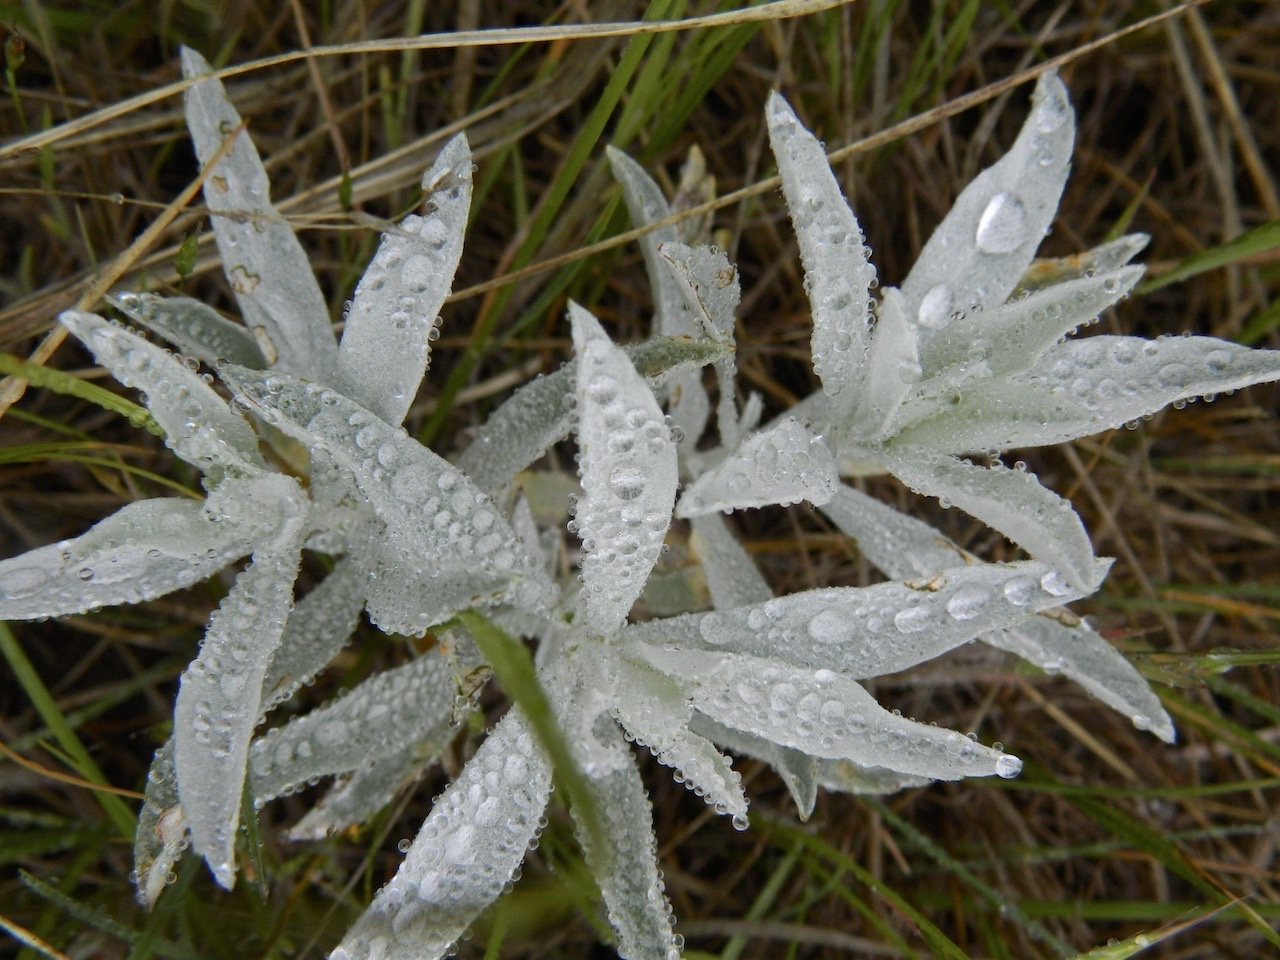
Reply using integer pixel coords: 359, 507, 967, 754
767, 88, 877, 408
901, 67, 1074, 337
423, 132, 471, 190
881, 446, 1104, 594
183, 51, 336, 380
332, 711, 552, 960
335, 133, 472, 424
676, 416, 837, 517
179, 46, 211, 78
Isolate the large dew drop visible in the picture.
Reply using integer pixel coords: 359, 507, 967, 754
995, 754, 1023, 779
974, 192, 1028, 255
917, 283, 953, 330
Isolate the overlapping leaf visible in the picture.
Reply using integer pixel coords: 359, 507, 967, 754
676, 416, 837, 517
0, 492, 265, 620
250, 643, 477, 804
220, 365, 550, 633
570, 304, 678, 636
627, 556, 1103, 679
331, 710, 553, 960
173, 472, 306, 888
763, 72, 1280, 591
334, 135, 471, 425
636, 647, 1022, 782
767, 90, 877, 406
899, 71, 1074, 332
880, 446, 1101, 592
456, 335, 727, 497
109, 293, 268, 370
818, 483, 1175, 741
571, 722, 684, 960
60, 310, 265, 475
181, 48, 336, 379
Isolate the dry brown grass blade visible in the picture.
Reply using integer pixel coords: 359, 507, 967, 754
1184, 6, 1280, 220
0, 0, 852, 163
0, 739, 145, 800
0, 913, 74, 960
288, 0, 352, 175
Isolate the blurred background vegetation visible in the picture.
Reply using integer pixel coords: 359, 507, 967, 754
0, 1, 1277, 957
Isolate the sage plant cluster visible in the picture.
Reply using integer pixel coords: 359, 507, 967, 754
2, 50, 1278, 960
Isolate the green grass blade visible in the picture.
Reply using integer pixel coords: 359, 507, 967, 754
0, 445, 200, 497
717, 838, 802, 960
1022, 761, 1280, 951
0, 622, 136, 838
765, 817, 970, 960
456, 611, 604, 856
866, 796, 1073, 955
18, 870, 198, 960
0, 352, 162, 438
1137, 219, 1280, 294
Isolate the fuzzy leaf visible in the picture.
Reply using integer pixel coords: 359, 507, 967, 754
302, 446, 381, 556
820, 485, 1175, 742
1027, 334, 1280, 428
133, 739, 185, 908
815, 760, 932, 795
456, 336, 729, 497
1015, 234, 1149, 294
251, 645, 475, 803
676, 416, 837, 517
899, 335, 1280, 453
690, 713, 819, 819
767, 90, 876, 403
335, 135, 471, 425
108, 293, 268, 369
659, 241, 741, 443
641, 648, 1022, 781
818, 482, 965, 580
608, 150, 717, 454
606, 145, 691, 337
891, 375, 1090, 453
915, 267, 1144, 384
571, 304, 677, 636
610, 655, 748, 823
0, 492, 267, 620
627, 560, 1095, 679
288, 745, 431, 841
60, 310, 266, 474
173, 473, 306, 889
258, 557, 367, 712
658, 241, 739, 343
571, 722, 683, 960
181, 47, 336, 379
220, 366, 548, 633
689, 514, 773, 609
331, 710, 552, 960
985, 615, 1175, 743
900, 71, 1074, 335
851, 287, 920, 439
881, 445, 1104, 592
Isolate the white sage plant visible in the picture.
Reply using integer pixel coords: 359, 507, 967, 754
4, 48, 1280, 960
689, 73, 1280, 597
0, 47, 550, 902
601, 71, 1280, 756
604, 139, 1176, 798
